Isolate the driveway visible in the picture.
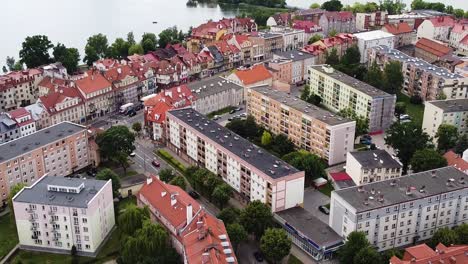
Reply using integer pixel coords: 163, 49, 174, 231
302, 188, 331, 225
370, 133, 396, 156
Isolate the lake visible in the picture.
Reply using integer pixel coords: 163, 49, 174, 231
2, 0, 467, 64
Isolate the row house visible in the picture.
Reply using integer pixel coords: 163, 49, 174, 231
449, 23, 468, 53
269, 26, 306, 51
417, 16, 456, 42
386, 13, 427, 30
381, 22, 415, 48
319, 11, 356, 36
249, 32, 284, 59
103, 65, 142, 106
272, 50, 315, 84
355, 11, 388, 31
292, 20, 324, 41
128, 60, 157, 95
226, 35, 253, 64
138, 176, 237, 263
0, 107, 36, 143
212, 40, 242, 70
293, 8, 325, 24
75, 70, 114, 120
0, 69, 44, 111
390, 243, 468, 264
197, 50, 216, 78
248, 36, 266, 62
302, 33, 357, 64
368, 46, 468, 101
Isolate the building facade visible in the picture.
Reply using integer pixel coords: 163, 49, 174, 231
330, 166, 468, 251
272, 50, 316, 85
417, 16, 455, 42
319, 11, 356, 36
75, 70, 114, 120
354, 30, 395, 63
307, 65, 396, 133
422, 99, 468, 142
381, 22, 415, 48
166, 108, 305, 212
12, 176, 115, 256
269, 26, 306, 51
247, 86, 356, 165
346, 150, 402, 186
355, 11, 387, 31
0, 69, 44, 111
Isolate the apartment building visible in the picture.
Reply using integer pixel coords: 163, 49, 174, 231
12, 175, 115, 256
422, 99, 468, 141
417, 16, 455, 42
272, 50, 315, 84
319, 11, 356, 36
390, 243, 468, 264
104, 65, 142, 106
0, 122, 90, 206
368, 46, 468, 101
381, 22, 414, 48
269, 26, 306, 51
354, 30, 395, 63
247, 86, 355, 165
138, 176, 237, 263
345, 150, 402, 186
386, 13, 426, 30
75, 70, 114, 120
449, 23, 468, 52
252, 32, 284, 59
166, 108, 305, 212
307, 65, 396, 133
302, 33, 357, 64
0, 69, 44, 111
0, 108, 37, 143
355, 11, 387, 31
37, 87, 86, 128
330, 166, 468, 251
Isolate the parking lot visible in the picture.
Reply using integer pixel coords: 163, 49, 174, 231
302, 187, 331, 225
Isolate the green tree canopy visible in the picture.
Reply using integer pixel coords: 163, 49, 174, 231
261, 131, 272, 146
454, 134, 468, 155
6, 56, 24, 71
141, 33, 158, 53
159, 168, 175, 182
240, 200, 273, 239
428, 227, 459, 248
385, 122, 431, 173
341, 45, 360, 66
325, 48, 340, 65
338, 231, 371, 264
8, 183, 26, 220
84, 46, 99, 66
270, 134, 295, 157
454, 223, 468, 244
227, 223, 248, 252
118, 204, 150, 236
381, 0, 405, 15
282, 150, 326, 185
84, 34, 109, 65
226, 116, 263, 140
127, 32, 136, 45
132, 122, 142, 133
128, 44, 144, 55
365, 61, 383, 89
453, 9, 465, 18
158, 26, 184, 48
19, 35, 54, 68
435, 124, 458, 152
212, 183, 233, 209
321, 0, 343, 11
53, 43, 80, 73
395, 102, 406, 117
308, 34, 323, 44
217, 207, 241, 225
109, 38, 130, 59
169, 176, 186, 190
383, 61, 403, 94
96, 168, 121, 198
338, 108, 369, 138
353, 246, 381, 264
410, 149, 447, 173
96, 126, 135, 173
260, 228, 292, 263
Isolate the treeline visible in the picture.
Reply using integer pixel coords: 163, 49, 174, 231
218, 0, 286, 8
311, 0, 405, 15
411, 0, 468, 18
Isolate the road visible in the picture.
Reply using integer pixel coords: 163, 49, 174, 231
215, 104, 247, 126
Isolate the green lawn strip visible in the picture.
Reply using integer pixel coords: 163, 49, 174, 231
397, 92, 424, 126
318, 183, 334, 197
156, 149, 187, 173
288, 254, 303, 264
0, 213, 19, 259
207, 106, 236, 119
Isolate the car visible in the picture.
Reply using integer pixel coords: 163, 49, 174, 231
152, 160, 160, 167
235, 107, 242, 111
253, 251, 264, 262
229, 109, 236, 114
188, 190, 200, 199
130, 152, 136, 157
213, 115, 220, 120
361, 134, 371, 140
240, 113, 247, 117
228, 117, 233, 121
401, 119, 412, 123
128, 110, 137, 117
399, 114, 410, 120
318, 205, 330, 215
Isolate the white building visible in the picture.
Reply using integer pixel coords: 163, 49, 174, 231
330, 166, 468, 251
355, 11, 387, 31
417, 16, 455, 42
269, 26, 306, 51
12, 175, 115, 256
354, 30, 395, 63
422, 99, 468, 142
166, 108, 305, 212
346, 150, 402, 186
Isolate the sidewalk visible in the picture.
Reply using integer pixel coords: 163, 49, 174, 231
0, 244, 19, 264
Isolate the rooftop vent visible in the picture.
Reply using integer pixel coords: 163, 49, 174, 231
431, 170, 437, 178
419, 185, 426, 193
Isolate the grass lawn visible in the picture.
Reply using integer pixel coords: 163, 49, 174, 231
397, 92, 425, 126
156, 149, 187, 173
0, 213, 19, 259
207, 106, 236, 119
318, 183, 334, 197
354, 143, 368, 151
288, 254, 303, 264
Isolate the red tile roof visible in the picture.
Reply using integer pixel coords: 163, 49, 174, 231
0, 69, 43, 92
383, 22, 413, 35
103, 65, 136, 82
144, 85, 193, 124
8, 107, 31, 119
443, 150, 468, 172
75, 70, 112, 95
39, 87, 84, 115
461, 35, 468, 45
390, 243, 468, 264
234, 64, 272, 85
330, 172, 352, 181
416, 38, 452, 58
452, 23, 467, 34
428, 16, 456, 28
324, 11, 354, 21
292, 20, 322, 33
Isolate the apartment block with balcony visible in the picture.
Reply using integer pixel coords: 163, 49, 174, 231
166, 108, 305, 212
0, 122, 91, 206
355, 11, 387, 31
330, 166, 468, 252
422, 99, 468, 142
269, 26, 305, 51
0, 69, 44, 111
246, 86, 355, 165
368, 45, 468, 101
12, 175, 115, 256
346, 150, 402, 186
307, 65, 396, 133
354, 30, 395, 63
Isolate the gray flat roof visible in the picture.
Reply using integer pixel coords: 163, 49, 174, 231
252, 86, 354, 126
14, 175, 108, 208
309, 65, 393, 98
187, 76, 242, 99
334, 166, 467, 212
427, 99, 468, 113
276, 207, 343, 248
257, 32, 282, 39
349, 150, 402, 169
0, 122, 85, 163
273, 50, 315, 62
168, 108, 300, 179
370, 45, 462, 79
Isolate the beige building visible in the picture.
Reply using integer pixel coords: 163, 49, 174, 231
247, 86, 356, 165
0, 69, 44, 111
76, 70, 114, 120
422, 99, 468, 142
346, 150, 402, 186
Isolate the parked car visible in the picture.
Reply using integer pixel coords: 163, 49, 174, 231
229, 109, 236, 114
360, 137, 372, 145
188, 191, 200, 199
213, 115, 220, 120
361, 134, 371, 140
240, 113, 247, 117
152, 160, 160, 167
130, 152, 136, 157
399, 114, 410, 120
128, 110, 137, 117
235, 107, 242, 111
318, 205, 330, 215
253, 252, 264, 262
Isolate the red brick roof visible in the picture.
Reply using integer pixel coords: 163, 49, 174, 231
443, 150, 468, 172
144, 85, 193, 124
9, 107, 31, 119
103, 65, 136, 82
234, 64, 272, 85
75, 70, 112, 95
461, 35, 468, 45
383, 22, 413, 35
452, 23, 467, 34
428, 16, 456, 28
0, 69, 43, 92
330, 172, 352, 181
39, 87, 84, 115
390, 243, 468, 264
324, 11, 354, 21
415, 38, 452, 58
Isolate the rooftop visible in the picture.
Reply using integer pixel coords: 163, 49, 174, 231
333, 166, 467, 212
273, 50, 315, 62
382, 22, 413, 35
251, 86, 354, 126
354, 30, 395, 41
0, 122, 85, 163
444, 150, 468, 172
233, 64, 272, 85
390, 243, 468, 264
167, 108, 300, 179
415, 38, 452, 58
427, 99, 468, 112
309, 65, 393, 98
349, 150, 402, 169
187, 76, 242, 99
13, 175, 108, 208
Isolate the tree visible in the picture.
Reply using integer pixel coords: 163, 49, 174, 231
260, 228, 291, 264
270, 134, 295, 157
410, 149, 447, 173
217, 207, 241, 225
109, 38, 130, 59
341, 45, 360, 66
394, 102, 406, 117
6, 56, 16, 71
128, 44, 144, 55
132, 122, 142, 134
353, 246, 381, 264
159, 168, 175, 183
8, 183, 26, 220
328, 28, 338, 37
435, 124, 458, 152
453, 9, 465, 18
310, 3, 321, 8
84, 34, 109, 65
226, 116, 263, 140
159, 26, 183, 48
428, 227, 459, 248
282, 150, 326, 185
365, 61, 383, 89
169, 176, 186, 190
454, 134, 468, 155
2, 66, 6, 73
141, 33, 157, 53
53, 43, 80, 73
383, 61, 403, 94
308, 34, 322, 44
96, 168, 121, 198
454, 224, 468, 244
261, 131, 272, 146
212, 184, 233, 209
445, 5, 454, 14
96, 126, 136, 173
321, 0, 343, 11
385, 122, 431, 174
118, 205, 150, 236
227, 223, 248, 253
325, 48, 340, 66
338, 231, 371, 264
19, 35, 54, 68
127, 31, 136, 46
240, 200, 273, 239
411, 0, 426, 10
203, 173, 220, 201
381, 0, 405, 15
338, 108, 369, 138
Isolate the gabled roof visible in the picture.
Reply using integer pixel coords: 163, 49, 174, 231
427, 16, 455, 27
75, 70, 112, 95
461, 35, 468, 45
390, 243, 468, 264
0, 68, 43, 92
234, 64, 272, 85
144, 85, 193, 124
383, 22, 413, 35
103, 65, 136, 83
451, 23, 467, 34
324, 11, 354, 21
444, 150, 468, 172
9, 108, 30, 119
292, 20, 322, 33
39, 87, 83, 115
415, 37, 452, 57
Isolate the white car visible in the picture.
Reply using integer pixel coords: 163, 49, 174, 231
399, 114, 410, 120
129, 152, 136, 157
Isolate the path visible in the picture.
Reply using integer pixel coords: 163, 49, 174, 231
0, 244, 19, 264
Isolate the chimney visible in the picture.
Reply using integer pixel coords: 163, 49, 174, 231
146, 176, 153, 185
171, 194, 177, 206
431, 170, 437, 178
186, 204, 193, 225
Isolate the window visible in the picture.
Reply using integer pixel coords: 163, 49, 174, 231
83, 227, 88, 233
